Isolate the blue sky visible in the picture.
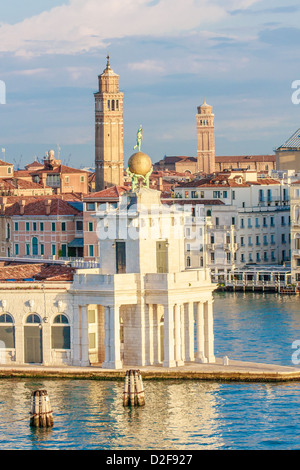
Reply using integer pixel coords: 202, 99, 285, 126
0, 0, 300, 169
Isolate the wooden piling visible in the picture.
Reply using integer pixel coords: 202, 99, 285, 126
30, 390, 53, 427
123, 370, 145, 407
123, 370, 129, 407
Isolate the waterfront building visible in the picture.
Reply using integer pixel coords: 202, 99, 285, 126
290, 180, 300, 284
94, 56, 124, 191
169, 170, 291, 279
0, 151, 216, 369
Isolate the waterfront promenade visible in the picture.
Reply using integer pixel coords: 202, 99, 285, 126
0, 358, 299, 382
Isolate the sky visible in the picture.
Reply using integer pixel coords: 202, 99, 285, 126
0, 0, 300, 169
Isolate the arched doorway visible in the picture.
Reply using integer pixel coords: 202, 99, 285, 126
24, 313, 42, 363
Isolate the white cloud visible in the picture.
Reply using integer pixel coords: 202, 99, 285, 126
129, 60, 166, 74
0, 0, 260, 57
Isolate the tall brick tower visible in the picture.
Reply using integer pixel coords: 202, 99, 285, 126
94, 56, 124, 191
196, 99, 215, 174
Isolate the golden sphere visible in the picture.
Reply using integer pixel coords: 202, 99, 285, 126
128, 151, 152, 176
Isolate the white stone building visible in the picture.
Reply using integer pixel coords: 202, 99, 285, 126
290, 180, 300, 284
170, 170, 291, 280
0, 183, 216, 369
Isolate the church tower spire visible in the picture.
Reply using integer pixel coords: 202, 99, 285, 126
196, 99, 215, 174
94, 57, 124, 191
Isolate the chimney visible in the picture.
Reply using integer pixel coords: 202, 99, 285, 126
158, 177, 163, 191
0, 196, 7, 215
45, 199, 51, 215
19, 199, 25, 215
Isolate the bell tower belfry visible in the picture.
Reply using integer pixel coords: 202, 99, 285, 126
196, 99, 215, 174
94, 56, 124, 191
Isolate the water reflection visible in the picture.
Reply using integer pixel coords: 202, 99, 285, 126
213, 291, 300, 366
0, 293, 300, 449
0, 378, 300, 449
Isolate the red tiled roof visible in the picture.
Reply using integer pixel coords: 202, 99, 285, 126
158, 156, 197, 164
215, 155, 275, 162
0, 193, 84, 207
5, 197, 82, 216
0, 178, 46, 190
0, 263, 75, 281
31, 164, 89, 175
0, 160, 13, 166
175, 175, 280, 189
83, 185, 128, 200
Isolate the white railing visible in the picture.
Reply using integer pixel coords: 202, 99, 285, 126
0, 255, 101, 269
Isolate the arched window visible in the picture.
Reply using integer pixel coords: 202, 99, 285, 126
52, 314, 70, 349
111, 100, 115, 111
207, 210, 212, 217
0, 313, 15, 348
26, 314, 41, 324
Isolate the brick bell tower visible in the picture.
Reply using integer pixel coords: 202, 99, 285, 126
94, 56, 124, 191
196, 99, 215, 174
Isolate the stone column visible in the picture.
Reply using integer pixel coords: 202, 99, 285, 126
72, 304, 81, 366
135, 302, 146, 366
102, 305, 122, 369
81, 305, 90, 366
14, 323, 24, 365
186, 302, 195, 362
156, 304, 163, 364
42, 320, 51, 365
195, 302, 207, 363
103, 306, 111, 365
204, 300, 215, 363
163, 303, 176, 368
147, 304, 154, 365
174, 304, 184, 366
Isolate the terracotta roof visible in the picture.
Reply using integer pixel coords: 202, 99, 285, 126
215, 155, 275, 162
0, 193, 83, 207
5, 197, 82, 216
0, 160, 13, 166
158, 156, 197, 164
31, 164, 89, 175
0, 178, 46, 190
175, 175, 281, 189
13, 170, 32, 177
0, 263, 75, 281
84, 185, 128, 200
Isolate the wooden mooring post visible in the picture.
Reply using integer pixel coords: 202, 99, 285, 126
30, 390, 53, 428
123, 370, 145, 407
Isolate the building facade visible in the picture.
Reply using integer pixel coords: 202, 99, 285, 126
0, 185, 217, 369
170, 171, 291, 279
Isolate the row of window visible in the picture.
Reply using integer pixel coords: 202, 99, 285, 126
240, 215, 290, 229
0, 313, 70, 350
240, 233, 290, 246
209, 250, 290, 263
13, 221, 84, 232
13, 242, 95, 257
